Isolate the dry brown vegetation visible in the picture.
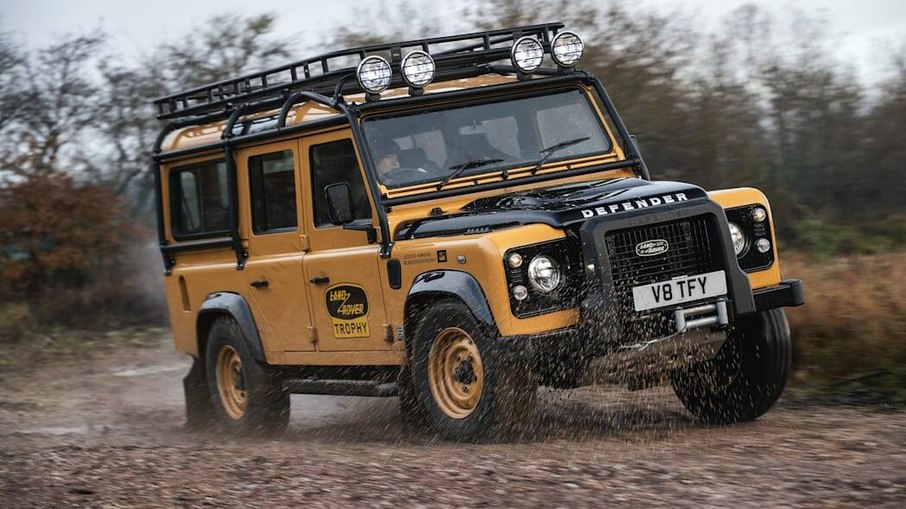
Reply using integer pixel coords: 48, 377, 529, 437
785, 252, 906, 396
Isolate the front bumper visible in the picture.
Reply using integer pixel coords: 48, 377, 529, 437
497, 278, 805, 388
754, 279, 805, 311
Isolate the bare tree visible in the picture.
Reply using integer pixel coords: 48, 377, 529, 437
82, 13, 295, 219
153, 13, 293, 92
0, 31, 28, 135
9, 32, 106, 176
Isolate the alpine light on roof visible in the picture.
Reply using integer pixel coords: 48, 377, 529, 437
356, 56, 392, 94
401, 50, 436, 88
551, 31, 584, 67
510, 36, 544, 73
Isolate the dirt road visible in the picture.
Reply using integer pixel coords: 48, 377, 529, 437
1, 330, 904, 507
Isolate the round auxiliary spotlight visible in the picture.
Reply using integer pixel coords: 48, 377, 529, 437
356, 55, 392, 94
401, 50, 436, 88
551, 31, 584, 67
510, 36, 544, 73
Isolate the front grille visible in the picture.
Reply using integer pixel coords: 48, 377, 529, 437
604, 216, 717, 339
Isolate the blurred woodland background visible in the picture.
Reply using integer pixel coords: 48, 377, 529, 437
1, 1, 904, 394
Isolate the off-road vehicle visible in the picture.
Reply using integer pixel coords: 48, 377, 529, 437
152, 24, 804, 440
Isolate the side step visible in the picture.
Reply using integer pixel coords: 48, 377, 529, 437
284, 378, 399, 398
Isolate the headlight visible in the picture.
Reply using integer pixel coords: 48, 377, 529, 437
527, 255, 561, 293
728, 222, 747, 256
510, 36, 544, 73
401, 50, 435, 88
551, 31, 584, 67
356, 56, 392, 94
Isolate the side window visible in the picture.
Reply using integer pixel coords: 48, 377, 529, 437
309, 139, 372, 227
170, 160, 229, 239
249, 150, 297, 233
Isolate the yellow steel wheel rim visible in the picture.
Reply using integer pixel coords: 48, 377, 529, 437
428, 327, 484, 419
216, 345, 247, 420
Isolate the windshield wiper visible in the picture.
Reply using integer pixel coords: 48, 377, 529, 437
437, 158, 504, 190
530, 136, 591, 175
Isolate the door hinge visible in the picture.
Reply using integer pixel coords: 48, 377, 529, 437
383, 323, 394, 344
307, 325, 318, 344
300, 234, 310, 252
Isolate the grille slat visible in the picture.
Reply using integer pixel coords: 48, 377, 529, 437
604, 216, 717, 339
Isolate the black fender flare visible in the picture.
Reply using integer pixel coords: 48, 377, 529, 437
405, 270, 496, 330
197, 292, 265, 362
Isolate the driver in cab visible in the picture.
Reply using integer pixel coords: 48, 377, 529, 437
374, 139, 401, 183
373, 139, 434, 186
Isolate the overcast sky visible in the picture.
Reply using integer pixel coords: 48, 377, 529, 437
2, 0, 904, 86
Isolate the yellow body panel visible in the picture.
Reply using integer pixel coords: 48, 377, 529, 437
708, 188, 783, 289
165, 253, 249, 357
160, 78, 790, 367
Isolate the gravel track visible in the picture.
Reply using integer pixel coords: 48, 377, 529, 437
1, 333, 904, 507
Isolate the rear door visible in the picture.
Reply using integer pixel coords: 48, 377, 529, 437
300, 131, 391, 352
240, 141, 316, 352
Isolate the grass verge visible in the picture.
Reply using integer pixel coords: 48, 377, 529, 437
784, 252, 906, 402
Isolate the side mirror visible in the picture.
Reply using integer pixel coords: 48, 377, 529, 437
325, 182, 354, 225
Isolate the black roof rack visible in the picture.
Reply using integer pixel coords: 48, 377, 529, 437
153, 23, 565, 121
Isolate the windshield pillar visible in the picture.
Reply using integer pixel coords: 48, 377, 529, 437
340, 102, 394, 258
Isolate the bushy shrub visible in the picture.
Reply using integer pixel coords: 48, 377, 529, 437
0, 302, 32, 343
0, 173, 166, 333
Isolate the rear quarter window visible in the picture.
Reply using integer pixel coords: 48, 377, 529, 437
169, 160, 229, 240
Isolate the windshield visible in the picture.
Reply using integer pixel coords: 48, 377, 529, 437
362, 89, 612, 189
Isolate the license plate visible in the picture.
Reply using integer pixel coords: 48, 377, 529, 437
632, 270, 727, 312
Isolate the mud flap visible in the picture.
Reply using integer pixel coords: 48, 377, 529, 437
183, 358, 216, 429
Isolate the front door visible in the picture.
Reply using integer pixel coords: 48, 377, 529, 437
240, 141, 315, 352
301, 131, 390, 352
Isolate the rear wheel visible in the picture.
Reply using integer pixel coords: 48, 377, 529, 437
205, 317, 289, 435
410, 301, 536, 441
672, 309, 791, 423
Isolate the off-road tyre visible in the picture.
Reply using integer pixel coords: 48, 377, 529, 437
672, 309, 791, 424
183, 357, 217, 430
398, 365, 431, 431
410, 300, 537, 441
204, 317, 290, 435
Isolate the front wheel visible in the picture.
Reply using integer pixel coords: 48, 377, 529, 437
204, 317, 290, 435
410, 301, 536, 441
672, 309, 792, 424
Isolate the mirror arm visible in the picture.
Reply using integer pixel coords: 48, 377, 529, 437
343, 222, 378, 244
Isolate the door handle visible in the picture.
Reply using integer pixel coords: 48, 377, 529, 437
310, 276, 330, 285
251, 279, 269, 289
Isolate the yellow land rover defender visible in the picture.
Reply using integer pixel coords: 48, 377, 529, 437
152, 24, 805, 440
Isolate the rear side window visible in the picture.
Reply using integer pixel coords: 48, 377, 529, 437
309, 139, 372, 227
249, 150, 297, 233
170, 160, 229, 239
